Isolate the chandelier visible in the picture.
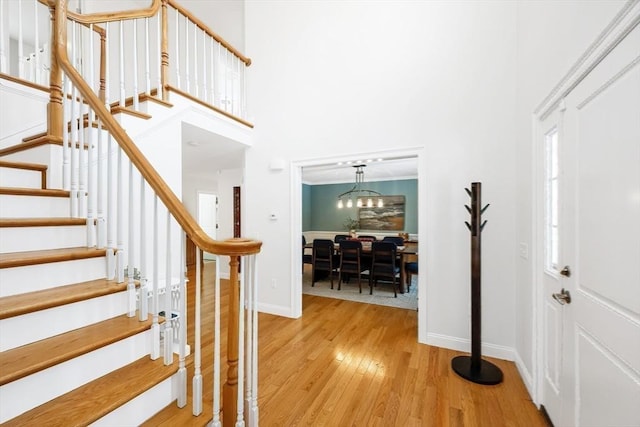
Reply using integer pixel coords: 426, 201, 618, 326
336, 164, 384, 209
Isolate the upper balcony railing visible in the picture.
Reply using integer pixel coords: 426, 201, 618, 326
0, 0, 252, 126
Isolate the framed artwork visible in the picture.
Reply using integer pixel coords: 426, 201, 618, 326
358, 195, 405, 230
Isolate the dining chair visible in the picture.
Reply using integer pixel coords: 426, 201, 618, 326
338, 240, 368, 293
334, 234, 350, 243
405, 261, 418, 290
311, 239, 339, 288
368, 241, 400, 297
302, 235, 313, 273
357, 235, 377, 241
382, 236, 404, 246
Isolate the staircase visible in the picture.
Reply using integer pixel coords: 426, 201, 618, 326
0, 85, 180, 425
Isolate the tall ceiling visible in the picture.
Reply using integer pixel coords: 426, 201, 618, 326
302, 157, 418, 185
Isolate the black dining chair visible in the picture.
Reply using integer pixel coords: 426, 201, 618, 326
405, 261, 418, 290
357, 235, 377, 241
311, 239, 339, 289
368, 241, 400, 297
338, 240, 368, 293
334, 234, 350, 243
302, 235, 313, 273
382, 236, 404, 246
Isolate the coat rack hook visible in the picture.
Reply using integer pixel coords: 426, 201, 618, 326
465, 205, 471, 214
480, 220, 488, 231
465, 221, 472, 231
465, 188, 472, 197
481, 204, 490, 214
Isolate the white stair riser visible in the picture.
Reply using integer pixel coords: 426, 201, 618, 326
92, 375, 176, 427
0, 291, 128, 352
0, 225, 87, 253
0, 194, 70, 217
0, 167, 42, 189
0, 257, 106, 297
0, 330, 152, 423
1, 144, 62, 189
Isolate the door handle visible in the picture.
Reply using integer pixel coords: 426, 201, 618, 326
552, 288, 572, 305
559, 265, 571, 277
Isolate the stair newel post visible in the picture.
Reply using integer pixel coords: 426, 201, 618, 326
163, 210, 174, 365
151, 194, 161, 360
211, 252, 222, 425
452, 182, 503, 385
47, 1, 64, 143
224, 255, 241, 427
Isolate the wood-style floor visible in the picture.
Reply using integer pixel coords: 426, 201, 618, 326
148, 262, 547, 426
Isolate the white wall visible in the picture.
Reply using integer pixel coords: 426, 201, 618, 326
513, 0, 627, 395
245, 1, 519, 354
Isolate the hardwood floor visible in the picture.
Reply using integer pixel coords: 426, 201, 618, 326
148, 262, 547, 426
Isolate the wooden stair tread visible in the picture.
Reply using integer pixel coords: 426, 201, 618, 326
0, 217, 86, 227
0, 247, 106, 269
0, 160, 47, 171
0, 135, 63, 157
2, 355, 179, 427
0, 278, 127, 319
0, 315, 157, 386
0, 187, 69, 197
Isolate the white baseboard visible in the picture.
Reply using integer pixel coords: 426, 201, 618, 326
257, 302, 297, 318
514, 350, 536, 404
426, 332, 515, 361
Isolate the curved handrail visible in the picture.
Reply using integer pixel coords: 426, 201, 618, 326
53, 0, 261, 256
46, 0, 161, 24
167, 0, 251, 66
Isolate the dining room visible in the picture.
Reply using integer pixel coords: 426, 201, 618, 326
301, 157, 420, 311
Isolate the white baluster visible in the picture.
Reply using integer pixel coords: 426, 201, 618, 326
33, 0, 39, 84
175, 10, 180, 88
156, 13, 161, 97
104, 22, 110, 108
210, 254, 221, 424
132, 19, 139, 110
62, 75, 70, 191
97, 119, 106, 249
86, 101, 95, 247
144, 17, 151, 96
164, 209, 173, 364
78, 98, 87, 218
184, 15, 190, 93
236, 256, 246, 427
70, 79, 78, 217
106, 134, 115, 279
119, 21, 125, 107
224, 49, 229, 112
248, 255, 259, 426
242, 59, 247, 119
127, 160, 136, 317
193, 245, 203, 416
151, 195, 160, 359
177, 231, 187, 407
210, 38, 215, 105
139, 176, 148, 321
192, 22, 198, 98
18, 0, 24, 79
201, 29, 206, 103
116, 147, 124, 283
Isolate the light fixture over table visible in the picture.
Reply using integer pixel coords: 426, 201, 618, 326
336, 164, 384, 209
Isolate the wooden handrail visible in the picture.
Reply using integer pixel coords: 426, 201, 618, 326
53, 0, 261, 257
45, 0, 161, 24
167, 0, 251, 66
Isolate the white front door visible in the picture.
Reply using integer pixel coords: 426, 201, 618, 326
539, 22, 640, 426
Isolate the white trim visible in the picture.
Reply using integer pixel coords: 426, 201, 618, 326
257, 302, 295, 318
535, 0, 640, 120
291, 147, 428, 341
426, 332, 515, 362
531, 0, 640, 409
515, 349, 536, 403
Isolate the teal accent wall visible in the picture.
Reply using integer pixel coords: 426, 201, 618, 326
302, 184, 312, 231
305, 179, 417, 233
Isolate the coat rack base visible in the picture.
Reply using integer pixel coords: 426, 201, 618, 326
451, 355, 504, 385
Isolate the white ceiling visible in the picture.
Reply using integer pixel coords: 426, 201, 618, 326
302, 157, 418, 185
181, 123, 245, 175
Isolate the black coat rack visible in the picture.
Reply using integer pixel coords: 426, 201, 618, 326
451, 182, 503, 385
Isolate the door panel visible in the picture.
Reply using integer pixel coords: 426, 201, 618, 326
540, 19, 640, 427
560, 23, 640, 426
